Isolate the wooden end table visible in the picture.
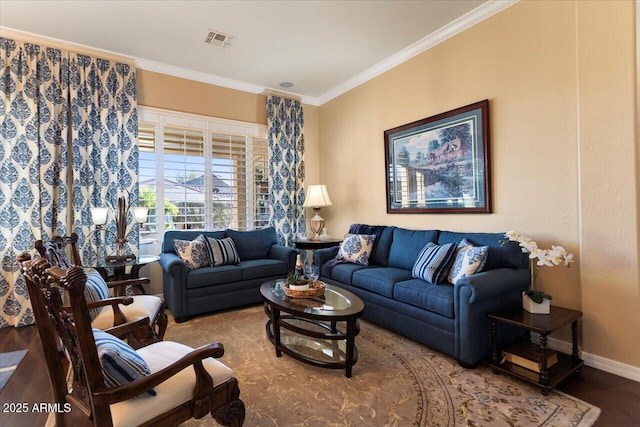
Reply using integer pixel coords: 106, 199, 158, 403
489, 305, 584, 395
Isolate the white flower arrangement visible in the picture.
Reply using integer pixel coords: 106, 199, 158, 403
503, 231, 575, 302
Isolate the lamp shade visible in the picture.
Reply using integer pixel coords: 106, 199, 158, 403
90, 207, 109, 226
132, 206, 149, 224
303, 185, 333, 208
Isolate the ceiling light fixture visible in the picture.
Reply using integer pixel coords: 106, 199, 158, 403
279, 82, 294, 88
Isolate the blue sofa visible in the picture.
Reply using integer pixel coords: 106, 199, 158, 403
314, 225, 530, 367
159, 227, 297, 321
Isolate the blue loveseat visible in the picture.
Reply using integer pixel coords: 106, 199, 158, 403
314, 225, 530, 367
160, 227, 297, 321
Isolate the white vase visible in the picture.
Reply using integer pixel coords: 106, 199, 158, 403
522, 291, 550, 314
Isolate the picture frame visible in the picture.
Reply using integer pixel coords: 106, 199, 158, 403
384, 99, 491, 214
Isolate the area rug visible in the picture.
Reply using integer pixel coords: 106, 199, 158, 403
0, 349, 28, 391
165, 306, 600, 427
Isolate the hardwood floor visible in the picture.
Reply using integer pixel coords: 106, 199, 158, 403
1, 324, 639, 426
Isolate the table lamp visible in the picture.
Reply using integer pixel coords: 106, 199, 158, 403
302, 185, 333, 241
89, 195, 149, 263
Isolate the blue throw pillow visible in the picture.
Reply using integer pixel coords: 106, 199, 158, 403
93, 328, 156, 397
448, 239, 489, 284
173, 234, 210, 270
205, 236, 241, 266
338, 234, 377, 265
84, 269, 109, 321
411, 242, 457, 284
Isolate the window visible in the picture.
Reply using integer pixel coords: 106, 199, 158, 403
138, 107, 269, 255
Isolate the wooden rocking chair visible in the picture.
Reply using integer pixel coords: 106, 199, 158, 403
18, 253, 245, 427
36, 233, 168, 342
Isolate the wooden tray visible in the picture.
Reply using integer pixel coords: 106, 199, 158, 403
284, 281, 326, 298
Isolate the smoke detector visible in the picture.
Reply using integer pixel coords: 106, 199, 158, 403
204, 30, 235, 48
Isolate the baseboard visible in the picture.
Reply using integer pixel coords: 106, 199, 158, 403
533, 333, 640, 382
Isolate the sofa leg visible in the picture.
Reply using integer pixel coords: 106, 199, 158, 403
174, 316, 190, 323
457, 359, 478, 369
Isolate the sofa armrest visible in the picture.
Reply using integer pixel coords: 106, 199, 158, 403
159, 253, 189, 319
455, 268, 530, 304
268, 244, 297, 272
453, 268, 530, 367
314, 247, 339, 267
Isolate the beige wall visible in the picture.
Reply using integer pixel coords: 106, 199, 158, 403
137, 69, 321, 185
319, 0, 639, 368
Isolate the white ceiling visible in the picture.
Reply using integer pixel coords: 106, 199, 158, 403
0, 0, 514, 105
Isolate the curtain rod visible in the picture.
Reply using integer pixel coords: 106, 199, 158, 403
262, 89, 302, 102
0, 27, 135, 66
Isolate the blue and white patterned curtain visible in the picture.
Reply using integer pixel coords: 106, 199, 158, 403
0, 39, 69, 327
69, 54, 138, 264
0, 37, 137, 327
267, 95, 305, 247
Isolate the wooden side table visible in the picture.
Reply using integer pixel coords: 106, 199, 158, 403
293, 239, 342, 265
293, 239, 342, 250
489, 306, 584, 395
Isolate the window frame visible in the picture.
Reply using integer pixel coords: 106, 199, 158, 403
138, 106, 269, 251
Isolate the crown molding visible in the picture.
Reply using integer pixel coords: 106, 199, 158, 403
0, 26, 135, 64
1, 0, 517, 107
316, 0, 518, 105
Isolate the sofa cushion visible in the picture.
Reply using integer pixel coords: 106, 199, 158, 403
338, 234, 377, 265
448, 239, 489, 284
411, 242, 457, 284
92, 328, 156, 397
239, 259, 289, 281
329, 263, 369, 285
437, 231, 525, 270
205, 236, 240, 266
352, 267, 413, 298
173, 235, 210, 270
388, 228, 438, 270
393, 279, 455, 318
186, 265, 243, 289
226, 227, 277, 260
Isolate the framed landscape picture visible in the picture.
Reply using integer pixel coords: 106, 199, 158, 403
384, 99, 491, 214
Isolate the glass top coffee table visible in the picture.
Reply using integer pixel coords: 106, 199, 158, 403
260, 279, 365, 378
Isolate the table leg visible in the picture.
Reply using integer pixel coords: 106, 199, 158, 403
271, 307, 282, 357
490, 319, 500, 366
345, 319, 356, 378
571, 319, 581, 372
539, 333, 550, 393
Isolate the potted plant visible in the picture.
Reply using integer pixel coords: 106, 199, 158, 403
504, 231, 574, 314
287, 271, 310, 291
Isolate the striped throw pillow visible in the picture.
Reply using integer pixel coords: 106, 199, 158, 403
205, 237, 241, 266
84, 269, 109, 321
93, 328, 156, 397
411, 242, 457, 284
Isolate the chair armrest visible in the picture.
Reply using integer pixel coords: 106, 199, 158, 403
106, 277, 151, 289
268, 244, 297, 271
92, 342, 225, 405
104, 317, 151, 349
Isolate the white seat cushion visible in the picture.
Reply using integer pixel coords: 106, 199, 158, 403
91, 295, 164, 330
109, 341, 234, 427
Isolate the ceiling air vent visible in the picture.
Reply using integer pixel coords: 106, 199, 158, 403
204, 30, 235, 48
